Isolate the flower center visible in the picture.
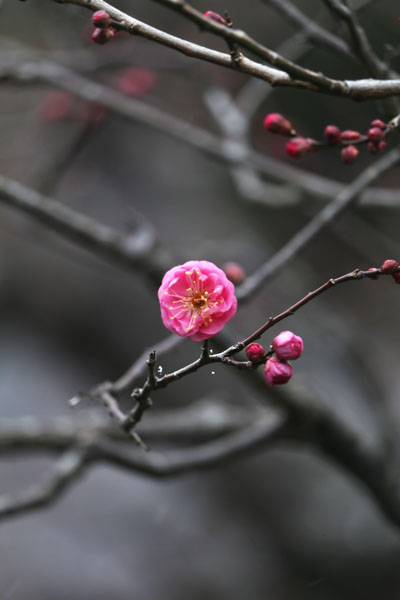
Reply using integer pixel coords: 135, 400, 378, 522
191, 294, 207, 310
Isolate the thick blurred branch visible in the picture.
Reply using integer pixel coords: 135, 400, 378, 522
0, 174, 171, 285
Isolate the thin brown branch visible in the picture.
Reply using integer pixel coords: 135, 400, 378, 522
45, 0, 400, 101
236, 146, 400, 301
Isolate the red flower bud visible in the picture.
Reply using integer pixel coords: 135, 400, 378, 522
91, 26, 115, 44
324, 125, 341, 144
264, 356, 292, 387
222, 262, 246, 285
381, 259, 399, 274
393, 272, 400, 284
203, 11, 226, 25
245, 343, 265, 363
370, 119, 385, 130
92, 10, 111, 28
340, 130, 360, 142
341, 145, 359, 163
272, 330, 303, 361
368, 127, 385, 142
367, 267, 380, 280
263, 113, 293, 136
285, 137, 311, 158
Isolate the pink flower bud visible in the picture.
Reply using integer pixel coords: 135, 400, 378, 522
341, 145, 359, 163
272, 330, 303, 361
263, 113, 293, 136
381, 259, 399, 274
92, 10, 111, 28
370, 119, 385, 130
368, 127, 385, 142
264, 356, 292, 387
203, 11, 226, 25
222, 262, 246, 285
245, 343, 265, 363
367, 140, 387, 154
367, 267, 379, 280
340, 130, 360, 142
393, 272, 400, 284
324, 124, 341, 144
91, 26, 115, 44
285, 137, 311, 158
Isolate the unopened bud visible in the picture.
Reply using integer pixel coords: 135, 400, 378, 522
381, 259, 399, 274
370, 119, 385, 130
341, 145, 359, 163
272, 330, 303, 361
92, 10, 111, 28
203, 11, 226, 25
264, 356, 292, 387
245, 343, 265, 363
222, 262, 246, 285
340, 130, 360, 142
285, 137, 311, 158
324, 124, 341, 144
368, 127, 385, 142
91, 26, 115, 44
263, 113, 293, 136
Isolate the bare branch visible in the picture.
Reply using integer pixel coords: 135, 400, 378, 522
0, 174, 171, 285
236, 146, 400, 301
0, 447, 88, 521
43, 0, 400, 101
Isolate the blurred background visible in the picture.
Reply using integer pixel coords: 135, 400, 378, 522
1, 0, 400, 598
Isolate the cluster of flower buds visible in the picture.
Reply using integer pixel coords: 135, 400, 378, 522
245, 330, 304, 387
263, 113, 389, 164
91, 10, 115, 44
368, 259, 400, 284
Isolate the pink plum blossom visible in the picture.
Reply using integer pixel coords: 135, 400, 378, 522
272, 330, 303, 361
158, 260, 237, 341
264, 356, 292, 387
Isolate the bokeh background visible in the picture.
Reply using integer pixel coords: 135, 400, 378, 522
1, 0, 400, 598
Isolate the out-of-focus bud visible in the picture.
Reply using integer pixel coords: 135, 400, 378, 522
340, 130, 361, 142
370, 119, 385, 130
203, 11, 227, 25
264, 356, 292, 387
368, 127, 385, 142
272, 330, 303, 361
367, 140, 387, 154
222, 262, 246, 285
38, 91, 72, 122
393, 272, 400, 284
381, 259, 399, 274
341, 145, 359, 163
324, 124, 341, 144
285, 137, 311, 158
92, 10, 111, 28
92, 26, 115, 44
245, 343, 265, 363
263, 113, 293, 136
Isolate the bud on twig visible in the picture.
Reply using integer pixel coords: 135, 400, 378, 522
341, 145, 359, 163
92, 10, 111, 28
203, 11, 227, 25
245, 343, 265, 363
263, 113, 294, 136
381, 259, 399, 274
